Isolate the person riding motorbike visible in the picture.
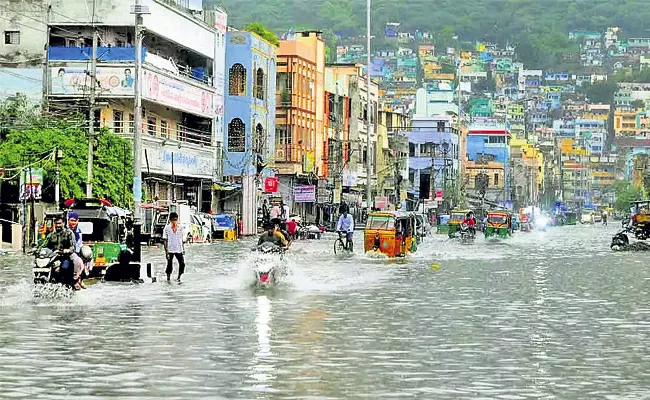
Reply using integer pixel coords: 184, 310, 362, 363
42, 215, 76, 282
258, 221, 288, 248
336, 206, 355, 251
462, 211, 477, 236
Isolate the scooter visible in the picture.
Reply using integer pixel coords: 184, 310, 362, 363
459, 223, 476, 244
251, 242, 287, 287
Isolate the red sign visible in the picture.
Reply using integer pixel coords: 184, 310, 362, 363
264, 177, 278, 193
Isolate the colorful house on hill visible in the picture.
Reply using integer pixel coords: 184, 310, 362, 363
465, 126, 511, 205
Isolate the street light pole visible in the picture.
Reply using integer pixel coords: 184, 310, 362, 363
365, 0, 372, 211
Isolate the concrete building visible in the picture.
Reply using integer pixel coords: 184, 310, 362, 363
403, 115, 460, 210
376, 109, 410, 204
222, 30, 276, 234
274, 32, 325, 218
465, 126, 511, 205
25, 0, 228, 212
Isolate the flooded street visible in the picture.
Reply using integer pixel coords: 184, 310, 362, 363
1, 224, 650, 398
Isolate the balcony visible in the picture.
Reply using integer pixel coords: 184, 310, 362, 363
110, 120, 212, 147
48, 46, 145, 62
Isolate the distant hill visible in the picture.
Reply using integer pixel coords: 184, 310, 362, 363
208, 0, 650, 69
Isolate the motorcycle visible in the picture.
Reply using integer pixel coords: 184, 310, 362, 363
610, 227, 650, 251
251, 242, 287, 287
459, 223, 476, 244
33, 248, 74, 286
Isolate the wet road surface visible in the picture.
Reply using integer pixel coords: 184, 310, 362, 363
1, 223, 649, 398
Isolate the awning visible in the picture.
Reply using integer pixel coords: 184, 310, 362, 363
213, 182, 241, 191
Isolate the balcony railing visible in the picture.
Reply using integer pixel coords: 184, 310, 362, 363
110, 120, 212, 147
48, 46, 145, 62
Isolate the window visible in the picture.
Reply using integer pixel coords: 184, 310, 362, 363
147, 116, 156, 136
494, 174, 499, 186
255, 68, 265, 100
437, 121, 446, 132
161, 120, 168, 138
228, 64, 246, 96
129, 114, 134, 133
228, 118, 245, 152
409, 143, 416, 157
4, 31, 19, 45
254, 123, 265, 153
113, 110, 124, 134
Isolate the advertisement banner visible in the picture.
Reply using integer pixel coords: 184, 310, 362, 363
20, 168, 43, 200
264, 177, 278, 193
142, 69, 214, 117
294, 185, 316, 203
213, 8, 227, 118
50, 66, 134, 96
143, 144, 214, 178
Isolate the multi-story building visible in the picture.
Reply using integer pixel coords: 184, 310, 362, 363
465, 126, 511, 204
274, 31, 325, 216
376, 109, 410, 204
41, 0, 226, 211
403, 115, 460, 210
414, 83, 457, 117
223, 30, 276, 234
614, 108, 638, 137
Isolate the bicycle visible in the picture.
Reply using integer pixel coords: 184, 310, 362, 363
334, 231, 353, 254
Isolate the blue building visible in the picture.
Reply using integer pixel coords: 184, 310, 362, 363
224, 31, 277, 177
466, 126, 512, 204
403, 116, 460, 204
223, 31, 276, 235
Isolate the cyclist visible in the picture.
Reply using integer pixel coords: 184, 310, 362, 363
336, 206, 355, 251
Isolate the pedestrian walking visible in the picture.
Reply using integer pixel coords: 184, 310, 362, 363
163, 212, 186, 282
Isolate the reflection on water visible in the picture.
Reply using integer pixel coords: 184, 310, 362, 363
1, 224, 649, 398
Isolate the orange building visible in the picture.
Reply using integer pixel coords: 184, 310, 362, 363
274, 31, 325, 176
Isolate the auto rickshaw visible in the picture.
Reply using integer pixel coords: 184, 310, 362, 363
64, 198, 153, 283
565, 211, 578, 225
364, 211, 417, 257
437, 214, 450, 234
448, 209, 469, 238
484, 210, 512, 239
630, 200, 650, 240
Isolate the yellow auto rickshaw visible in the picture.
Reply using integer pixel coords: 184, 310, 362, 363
364, 211, 417, 257
484, 210, 512, 239
448, 209, 470, 238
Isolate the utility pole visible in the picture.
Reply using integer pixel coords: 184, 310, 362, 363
42, 4, 51, 113
365, 0, 373, 212
86, 27, 98, 198
132, 0, 147, 224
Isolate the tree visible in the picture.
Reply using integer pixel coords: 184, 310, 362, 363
0, 98, 134, 207
245, 23, 280, 47
614, 181, 642, 212
579, 80, 619, 104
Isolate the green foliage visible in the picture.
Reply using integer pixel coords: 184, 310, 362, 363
614, 181, 643, 212
245, 23, 280, 46
0, 97, 133, 207
578, 80, 620, 104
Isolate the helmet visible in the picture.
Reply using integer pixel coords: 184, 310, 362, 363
80, 245, 93, 261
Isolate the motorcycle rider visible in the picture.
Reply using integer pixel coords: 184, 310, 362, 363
336, 205, 355, 251
67, 212, 89, 290
42, 215, 76, 282
462, 211, 477, 236
258, 221, 288, 247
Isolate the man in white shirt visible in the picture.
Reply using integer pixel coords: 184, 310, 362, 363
163, 212, 185, 282
282, 202, 290, 222
336, 206, 355, 251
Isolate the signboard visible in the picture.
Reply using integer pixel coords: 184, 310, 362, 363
294, 185, 316, 203
20, 168, 43, 200
50, 66, 134, 96
303, 151, 315, 173
143, 144, 214, 178
142, 69, 214, 117
263, 177, 278, 193
375, 196, 388, 210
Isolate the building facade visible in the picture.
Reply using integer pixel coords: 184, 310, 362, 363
223, 30, 276, 234
42, 0, 226, 212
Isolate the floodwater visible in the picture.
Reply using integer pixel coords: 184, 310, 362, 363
1, 223, 650, 398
